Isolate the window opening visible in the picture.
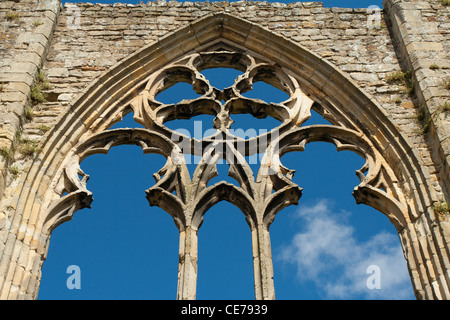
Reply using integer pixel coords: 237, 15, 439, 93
197, 201, 254, 299
270, 142, 414, 299
39, 146, 178, 299
200, 68, 243, 90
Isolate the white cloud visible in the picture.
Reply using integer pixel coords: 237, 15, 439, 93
277, 199, 414, 300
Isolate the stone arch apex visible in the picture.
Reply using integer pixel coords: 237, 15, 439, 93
1, 10, 449, 300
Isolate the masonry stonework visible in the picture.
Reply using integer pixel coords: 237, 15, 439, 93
0, 0, 449, 300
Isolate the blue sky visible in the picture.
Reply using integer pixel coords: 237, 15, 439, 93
38, 0, 414, 300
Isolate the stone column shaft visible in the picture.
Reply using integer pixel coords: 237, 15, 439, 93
251, 224, 275, 300
177, 226, 198, 300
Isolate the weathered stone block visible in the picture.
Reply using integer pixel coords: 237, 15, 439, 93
47, 67, 69, 78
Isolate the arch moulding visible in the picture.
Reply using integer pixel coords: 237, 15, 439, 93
0, 13, 449, 300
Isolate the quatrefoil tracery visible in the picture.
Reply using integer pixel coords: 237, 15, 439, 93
131, 50, 314, 146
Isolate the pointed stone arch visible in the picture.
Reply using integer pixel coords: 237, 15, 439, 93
1, 13, 449, 300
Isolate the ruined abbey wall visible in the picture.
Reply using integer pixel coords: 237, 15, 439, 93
0, 0, 449, 299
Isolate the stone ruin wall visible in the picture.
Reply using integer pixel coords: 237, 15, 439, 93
0, 0, 449, 299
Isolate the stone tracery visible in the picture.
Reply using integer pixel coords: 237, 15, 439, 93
1, 10, 448, 300
43, 43, 416, 299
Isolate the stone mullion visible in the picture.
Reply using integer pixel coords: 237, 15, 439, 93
177, 225, 199, 300
176, 215, 278, 301
251, 223, 275, 300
